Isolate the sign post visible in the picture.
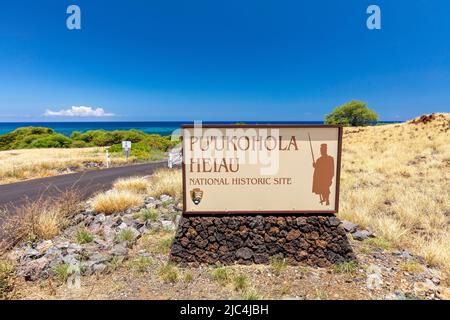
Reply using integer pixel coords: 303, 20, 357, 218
122, 141, 131, 161
105, 150, 111, 168
170, 124, 354, 266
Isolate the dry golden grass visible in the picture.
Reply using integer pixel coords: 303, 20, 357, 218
148, 169, 182, 199
35, 209, 63, 240
0, 258, 15, 299
91, 170, 180, 217
0, 147, 130, 185
91, 190, 144, 215
0, 188, 82, 253
338, 113, 450, 272
113, 176, 150, 194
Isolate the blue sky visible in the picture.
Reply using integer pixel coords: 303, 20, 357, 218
0, 0, 449, 121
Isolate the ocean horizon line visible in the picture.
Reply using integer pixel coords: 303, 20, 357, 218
0, 120, 402, 124
0, 120, 402, 136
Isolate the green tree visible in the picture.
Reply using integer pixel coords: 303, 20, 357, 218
325, 100, 378, 126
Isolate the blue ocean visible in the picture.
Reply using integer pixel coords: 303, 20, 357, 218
0, 121, 401, 137
0, 121, 328, 137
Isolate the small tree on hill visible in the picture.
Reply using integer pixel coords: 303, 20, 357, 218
325, 100, 378, 126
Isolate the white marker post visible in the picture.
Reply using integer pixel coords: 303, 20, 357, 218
105, 150, 111, 168
122, 141, 132, 161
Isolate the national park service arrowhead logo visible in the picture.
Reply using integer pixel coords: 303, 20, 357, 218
190, 188, 203, 205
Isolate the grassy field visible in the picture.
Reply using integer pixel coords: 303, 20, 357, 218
339, 113, 449, 272
0, 147, 148, 185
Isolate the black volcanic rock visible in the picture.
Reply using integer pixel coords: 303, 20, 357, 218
169, 215, 356, 266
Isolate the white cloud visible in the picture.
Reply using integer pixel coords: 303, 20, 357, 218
44, 106, 114, 117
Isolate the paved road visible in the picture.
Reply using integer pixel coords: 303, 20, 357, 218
0, 161, 167, 211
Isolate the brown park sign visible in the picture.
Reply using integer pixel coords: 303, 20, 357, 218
182, 124, 342, 214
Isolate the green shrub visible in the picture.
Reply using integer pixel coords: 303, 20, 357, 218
184, 272, 194, 283
72, 129, 148, 146
211, 267, 233, 285
241, 288, 262, 300
29, 134, 72, 148
159, 263, 179, 283
70, 140, 90, 148
52, 263, 70, 282
71, 130, 117, 146
116, 228, 136, 243
0, 133, 15, 150
325, 100, 378, 126
70, 131, 82, 140
129, 256, 153, 273
75, 229, 94, 244
113, 130, 148, 143
14, 127, 54, 136
0, 126, 61, 150
71, 130, 107, 144
0, 126, 180, 153
363, 237, 392, 251
332, 260, 359, 274
109, 141, 166, 160
135, 208, 159, 222
233, 274, 249, 291
157, 237, 174, 254
107, 256, 123, 272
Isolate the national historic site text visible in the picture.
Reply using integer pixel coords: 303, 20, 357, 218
189, 177, 293, 186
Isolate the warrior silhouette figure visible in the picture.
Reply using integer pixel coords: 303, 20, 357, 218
311, 143, 335, 205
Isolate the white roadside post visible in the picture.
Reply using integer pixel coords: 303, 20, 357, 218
122, 141, 132, 161
168, 152, 173, 168
105, 150, 111, 168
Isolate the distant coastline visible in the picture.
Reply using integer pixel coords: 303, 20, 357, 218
0, 121, 400, 136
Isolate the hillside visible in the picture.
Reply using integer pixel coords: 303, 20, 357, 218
339, 113, 450, 272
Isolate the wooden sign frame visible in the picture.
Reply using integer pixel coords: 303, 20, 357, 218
182, 124, 343, 215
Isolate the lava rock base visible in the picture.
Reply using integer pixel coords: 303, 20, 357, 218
169, 215, 355, 266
